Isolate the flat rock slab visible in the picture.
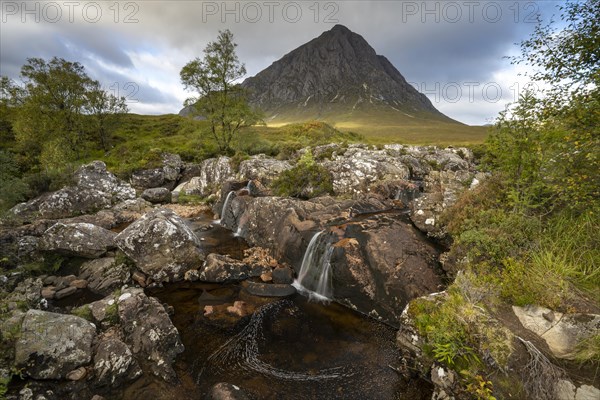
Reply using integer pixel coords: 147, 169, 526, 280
513, 305, 600, 359
243, 282, 296, 298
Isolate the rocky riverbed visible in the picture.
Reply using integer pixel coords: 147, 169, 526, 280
1, 144, 597, 399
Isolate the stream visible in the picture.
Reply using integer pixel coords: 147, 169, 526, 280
120, 210, 433, 399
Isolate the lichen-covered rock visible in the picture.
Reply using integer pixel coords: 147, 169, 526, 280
117, 288, 184, 382
422, 149, 470, 172
93, 337, 142, 387
219, 195, 253, 232
141, 187, 171, 204
232, 196, 387, 270
321, 146, 410, 195
130, 153, 183, 190
233, 196, 327, 264
410, 170, 475, 238
238, 155, 292, 184
39, 222, 116, 258
15, 310, 96, 379
199, 254, 268, 283
79, 257, 131, 295
179, 156, 234, 197
16, 235, 39, 261
512, 305, 600, 359
178, 162, 203, 183
10, 161, 135, 221
4, 278, 43, 309
74, 161, 137, 202
115, 208, 203, 282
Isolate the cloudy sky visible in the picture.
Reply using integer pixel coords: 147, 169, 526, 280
1, 0, 564, 125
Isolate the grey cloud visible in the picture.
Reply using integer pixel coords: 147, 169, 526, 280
0, 0, 563, 123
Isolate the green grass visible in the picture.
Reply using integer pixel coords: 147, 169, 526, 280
82, 114, 210, 176
443, 176, 599, 312
0, 112, 489, 214
96, 114, 486, 177
264, 106, 489, 146
81, 116, 368, 177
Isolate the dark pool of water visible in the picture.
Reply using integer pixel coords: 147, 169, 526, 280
119, 208, 432, 399
128, 282, 432, 400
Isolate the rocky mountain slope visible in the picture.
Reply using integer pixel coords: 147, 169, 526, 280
181, 25, 464, 131
242, 24, 453, 125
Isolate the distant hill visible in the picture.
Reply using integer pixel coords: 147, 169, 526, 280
179, 24, 484, 139
240, 24, 463, 131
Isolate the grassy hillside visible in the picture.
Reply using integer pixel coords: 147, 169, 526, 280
84, 114, 487, 176
260, 102, 488, 146
0, 112, 488, 213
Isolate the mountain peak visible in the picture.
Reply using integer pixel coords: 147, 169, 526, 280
241, 26, 454, 125
329, 24, 352, 34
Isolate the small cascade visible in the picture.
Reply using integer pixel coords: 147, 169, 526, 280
394, 184, 421, 207
293, 231, 334, 302
219, 191, 235, 223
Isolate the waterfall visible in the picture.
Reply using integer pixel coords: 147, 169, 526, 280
394, 184, 420, 206
219, 191, 235, 223
293, 231, 334, 302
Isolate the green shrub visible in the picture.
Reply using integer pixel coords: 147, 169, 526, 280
0, 150, 28, 213
409, 279, 513, 374
271, 150, 333, 199
410, 291, 481, 371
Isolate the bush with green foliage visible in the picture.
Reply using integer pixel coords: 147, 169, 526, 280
486, 0, 599, 214
0, 151, 28, 214
7, 57, 127, 169
409, 283, 512, 373
271, 150, 333, 199
418, 6, 600, 395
